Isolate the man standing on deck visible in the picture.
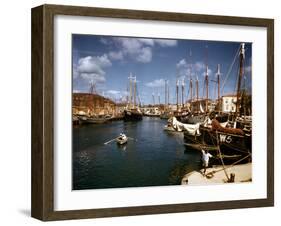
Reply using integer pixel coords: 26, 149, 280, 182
201, 149, 213, 175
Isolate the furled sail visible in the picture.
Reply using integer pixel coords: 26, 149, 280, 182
199, 103, 205, 113
171, 117, 201, 135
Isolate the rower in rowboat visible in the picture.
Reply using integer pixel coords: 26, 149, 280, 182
116, 133, 128, 145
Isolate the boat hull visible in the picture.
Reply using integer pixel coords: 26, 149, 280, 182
78, 116, 109, 124
184, 126, 252, 163
116, 137, 128, 145
124, 110, 143, 121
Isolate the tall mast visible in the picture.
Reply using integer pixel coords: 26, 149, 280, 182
165, 80, 167, 109
158, 92, 160, 105
133, 76, 136, 108
189, 77, 193, 112
217, 64, 221, 112
182, 79, 185, 108
152, 92, 155, 106
235, 43, 245, 117
205, 65, 209, 112
196, 76, 199, 112
189, 77, 193, 103
167, 85, 170, 106
204, 45, 209, 112
126, 82, 129, 105
188, 49, 193, 111
176, 79, 179, 111
128, 73, 133, 108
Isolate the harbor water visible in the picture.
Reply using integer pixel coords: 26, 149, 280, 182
73, 117, 202, 190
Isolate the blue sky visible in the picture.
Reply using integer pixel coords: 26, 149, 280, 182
72, 34, 252, 105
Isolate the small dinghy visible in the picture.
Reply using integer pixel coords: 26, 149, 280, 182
116, 133, 128, 145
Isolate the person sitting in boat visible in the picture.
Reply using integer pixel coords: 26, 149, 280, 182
201, 149, 213, 175
119, 133, 127, 140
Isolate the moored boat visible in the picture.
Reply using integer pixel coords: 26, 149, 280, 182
78, 115, 110, 124
124, 109, 143, 121
124, 73, 143, 121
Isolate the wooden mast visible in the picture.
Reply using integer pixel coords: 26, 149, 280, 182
126, 82, 129, 106
133, 76, 136, 108
176, 79, 179, 111
217, 64, 221, 112
167, 85, 170, 106
188, 49, 192, 111
205, 65, 209, 112
164, 80, 167, 109
182, 79, 185, 108
204, 45, 209, 113
189, 77, 193, 111
196, 76, 199, 112
128, 73, 133, 109
235, 43, 245, 117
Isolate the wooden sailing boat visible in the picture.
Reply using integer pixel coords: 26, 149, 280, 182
160, 80, 173, 119
124, 73, 143, 121
183, 43, 252, 162
180, 50, 209, 124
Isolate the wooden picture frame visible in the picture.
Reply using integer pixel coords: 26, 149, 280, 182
31, 4, 274, 221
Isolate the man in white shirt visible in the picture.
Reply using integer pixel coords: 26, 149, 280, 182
201, 149, 213, 175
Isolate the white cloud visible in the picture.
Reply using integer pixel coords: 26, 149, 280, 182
100, 38, 110, 45
76, 54, 111, 84
78, 55, 111, 73
194, 62, 205, 72
108, 38, 153, 63
116, 38, 142, 54
109, 51, 124, 60
176, 59, 188, 78
80, 73, 106, 83
145, 79, 166, 88
136, 47, 152, 63
106, 90, 129, 100
176, 59, 211, 78
176, 59, 187, 68
108, 37, 177, 63
106, 90, 120, 95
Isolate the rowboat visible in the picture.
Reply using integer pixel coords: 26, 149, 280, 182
116, 133, 128, 145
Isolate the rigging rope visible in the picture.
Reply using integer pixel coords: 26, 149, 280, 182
206, 154, 251, 177
221, 46, 241, 94
215, 131, 230, 181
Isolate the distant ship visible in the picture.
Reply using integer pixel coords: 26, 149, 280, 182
124, 109, 143, 121
124, 73, 143, 121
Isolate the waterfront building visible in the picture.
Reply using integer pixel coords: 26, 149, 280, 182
221, 94, 237, 113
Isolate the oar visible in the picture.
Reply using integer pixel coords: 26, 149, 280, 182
104, 137, 118, 145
